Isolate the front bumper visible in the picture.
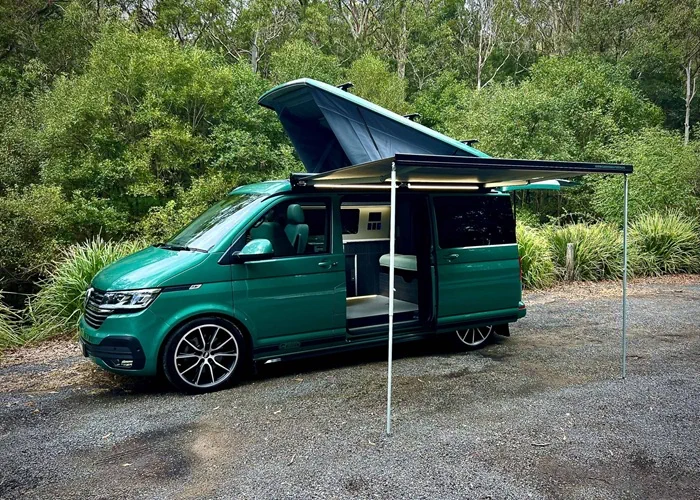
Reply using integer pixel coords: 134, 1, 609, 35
78, 308, 168, 377
80, 336, 146, 370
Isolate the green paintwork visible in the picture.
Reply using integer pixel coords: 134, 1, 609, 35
436, 243, 522, 321
229, 180, 291, 196
78, 187, 526, 379
92, 246, 208, 291
239, 239, 274, 257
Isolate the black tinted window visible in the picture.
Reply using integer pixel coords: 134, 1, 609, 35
341, 209, 360, 234
434, 196, 515, 248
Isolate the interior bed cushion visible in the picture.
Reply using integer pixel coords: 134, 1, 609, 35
379, 254, 417, 272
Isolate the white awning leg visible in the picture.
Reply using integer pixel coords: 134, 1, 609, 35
386, 162, 397, 435
622, 174, 629, 379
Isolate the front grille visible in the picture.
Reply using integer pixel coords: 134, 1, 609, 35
84, 288, 112, 329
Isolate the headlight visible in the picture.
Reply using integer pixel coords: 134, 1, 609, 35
100, 288, 161, 311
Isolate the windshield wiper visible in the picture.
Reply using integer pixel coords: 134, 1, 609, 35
154, 243, 208, 253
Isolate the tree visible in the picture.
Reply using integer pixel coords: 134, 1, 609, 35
269, 39, 344, 84
592, 128, 700, 221
37, 24, 288, 226
636, 0, 700, 144
346, 53, 408, 113
415, 55, 662, 161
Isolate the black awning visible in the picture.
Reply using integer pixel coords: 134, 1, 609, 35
290, 153, 632, 189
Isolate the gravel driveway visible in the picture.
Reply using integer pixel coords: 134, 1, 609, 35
1, 276, 699, 499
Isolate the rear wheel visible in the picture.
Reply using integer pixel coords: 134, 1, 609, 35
454, 325, 494, 350
162, 317, 246, 393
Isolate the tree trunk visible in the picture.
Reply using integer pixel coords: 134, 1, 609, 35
397, 2, 407, 79
251, 29, 259, 74
684, 60, 697, 146
477, 27, 483, 90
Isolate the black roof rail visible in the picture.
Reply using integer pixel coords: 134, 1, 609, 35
403, 113, 421, 121
336, 82, 354, 92
460, 139, 479, 146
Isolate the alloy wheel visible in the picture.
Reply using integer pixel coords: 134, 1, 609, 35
174, 324, 239, 388
455, 325, 493, 347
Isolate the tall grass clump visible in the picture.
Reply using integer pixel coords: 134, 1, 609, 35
0, 293, 23, 349
545, 222, 622, 281
630, 211, 700, 276
28, 237, 144, 342
516, 223, 556, 289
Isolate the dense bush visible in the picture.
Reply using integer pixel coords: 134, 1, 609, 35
545, 222, 623, 281
415, 55, 663, 162
630, 211, 700, 276
592, 128, 700, 222
516, 223, 556, 289
27, 238, 145, 342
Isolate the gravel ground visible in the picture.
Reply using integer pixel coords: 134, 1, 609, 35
1, 276, 699, 499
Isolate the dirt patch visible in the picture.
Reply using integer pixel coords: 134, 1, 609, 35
0, 338, 80, 368
523, 273, 700, 305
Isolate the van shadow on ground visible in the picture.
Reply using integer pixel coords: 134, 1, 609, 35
101, 334, 510, 396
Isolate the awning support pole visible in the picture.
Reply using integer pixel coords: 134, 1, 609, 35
622, 174, 629, 379
386, 162, 397, 435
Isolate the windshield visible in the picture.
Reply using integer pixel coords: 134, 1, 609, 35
167, 194, 265, 252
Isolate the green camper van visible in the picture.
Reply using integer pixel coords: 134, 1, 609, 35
78, 79, 630, 392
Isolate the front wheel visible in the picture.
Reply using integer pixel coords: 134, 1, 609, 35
454, 325, 494, 350
162, 317, 246, 393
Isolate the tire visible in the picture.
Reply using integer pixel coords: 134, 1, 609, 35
162, 317, 246, 393
453, 325, 495, 350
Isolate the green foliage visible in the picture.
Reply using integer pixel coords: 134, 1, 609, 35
516, 223, 556, 289
347, 54, 409, 114
0, 294, 23, 350
28, 238, 145, 342
526, 56, 664, 159
269, 40, 344, 85
139, 171, 236, 242
545, 222, 623, 281
417, 55, 662, 162
0, 185, 73, 284
0, 95, 42, 191
630, 211, 700, 276
592, 128, 700, 222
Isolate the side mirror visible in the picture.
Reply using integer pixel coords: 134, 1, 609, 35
233, 239, 274, 263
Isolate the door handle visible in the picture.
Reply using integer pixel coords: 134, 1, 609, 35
318, 261, 338, 269
445, 253, 460, 261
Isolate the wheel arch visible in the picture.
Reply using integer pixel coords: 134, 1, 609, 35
156, 312, 254, 375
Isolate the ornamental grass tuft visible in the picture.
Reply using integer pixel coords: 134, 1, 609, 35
630, 211, 700, 276
516, 223, 556, 289
0, 293, 23, 349
27, 237, 144, 342
545, 222, 623, 281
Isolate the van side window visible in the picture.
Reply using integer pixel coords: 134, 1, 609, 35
434, 196, 516, 248
244, 199, 330, 257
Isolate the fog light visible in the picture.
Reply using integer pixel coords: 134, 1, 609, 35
114, 359, 133, 368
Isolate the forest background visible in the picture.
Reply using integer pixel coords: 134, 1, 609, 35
1, 0, 699, 345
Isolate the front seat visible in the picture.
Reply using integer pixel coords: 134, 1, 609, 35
284, 204, 309, 254
250, 211, 294, 257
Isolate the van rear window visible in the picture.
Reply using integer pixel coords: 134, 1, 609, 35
434, 196, 516, 248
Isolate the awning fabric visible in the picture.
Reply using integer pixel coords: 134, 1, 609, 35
258, 79, 488, 174
290, 154, 633, 189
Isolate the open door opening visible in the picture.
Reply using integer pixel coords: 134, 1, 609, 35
341, 193, 433, 334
